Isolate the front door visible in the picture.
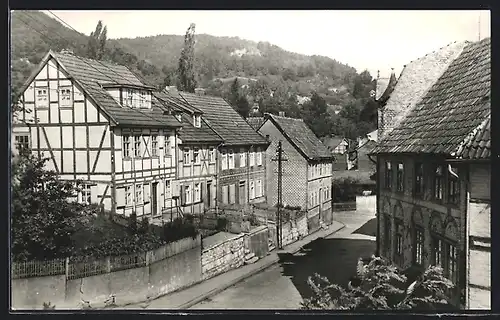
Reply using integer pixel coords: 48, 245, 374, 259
152, 182, 158, 216
207, 181, 212, 207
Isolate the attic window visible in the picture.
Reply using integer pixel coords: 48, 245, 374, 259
36, 88, 48, 107
193, 114, 201, 128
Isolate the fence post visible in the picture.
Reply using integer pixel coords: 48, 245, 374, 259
65, 257, 70, 281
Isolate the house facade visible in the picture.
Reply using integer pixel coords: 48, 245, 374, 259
371, 38, 490, 309
258, 114, 334, 230
12, 50, 183, 218
173, 91, 269, 208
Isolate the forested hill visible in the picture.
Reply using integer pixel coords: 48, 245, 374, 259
10, 10, 378, 139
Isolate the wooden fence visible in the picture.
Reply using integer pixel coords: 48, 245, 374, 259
11, 235, 201, 280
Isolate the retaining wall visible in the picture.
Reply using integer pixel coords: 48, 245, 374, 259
201, 233, 245, 280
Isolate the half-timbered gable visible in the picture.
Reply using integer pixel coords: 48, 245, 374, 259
258, 114, 334, 230
12, 50, 182, 217
173, 91, 269, 207
371, 38, 490, 309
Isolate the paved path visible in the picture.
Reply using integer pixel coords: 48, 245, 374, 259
111, 220, 346, 310
190, 209, 377, 309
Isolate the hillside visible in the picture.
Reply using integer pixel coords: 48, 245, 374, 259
10, 10, 377, 139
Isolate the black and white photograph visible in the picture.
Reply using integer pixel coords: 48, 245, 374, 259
9, 9, 491, 311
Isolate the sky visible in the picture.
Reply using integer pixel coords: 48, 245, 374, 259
42, 10, 490, 78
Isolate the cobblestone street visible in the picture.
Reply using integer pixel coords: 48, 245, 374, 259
190, 208, 377, 309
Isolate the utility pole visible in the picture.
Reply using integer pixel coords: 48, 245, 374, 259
272, 141, 287, 249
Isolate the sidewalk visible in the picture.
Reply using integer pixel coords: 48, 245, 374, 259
116, 220, 345, 310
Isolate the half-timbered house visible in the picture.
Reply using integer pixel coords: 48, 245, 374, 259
12, 50, 183, 218
173, 91, 270, 207
371, 38, 490, 308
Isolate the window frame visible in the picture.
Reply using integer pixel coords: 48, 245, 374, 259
165, 180, 172, 199
433, 164, 444, 201
80, 183, 92, 205
414, 227, 425, 266
256, 179, 262, 197
240, 149, 246, 167
184, 185, 192, 205
431, 234, 443, 267
123, 135, 131, 158
250, 150, 255, 166
221, 150, 228, 170
194, 183, 201, 202
133, 135, 142, 158
183, 147, 191, 165
135, 184, 143, 205
385, 161, 393, 190
228, 149, 235, 169
396, 162, 404, 192
256, 148, 262, 166
250, 180, 255, 199
414, 162, 424, 197
36, 87, 48, 107
193, 148, 201, 164
209, 147, 216, 163
126, 89, 134, 107
193, 114, 201, 128
394, 218, 404, 266
125, 185, 133, 206
59, 86, 73, 107
164, 135, 171, 157
151, 135, 158, 157
447, 165, 460, 205
15, 134, 30, 151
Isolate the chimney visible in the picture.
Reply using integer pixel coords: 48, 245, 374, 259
278, 111, 285, 117
194, 88, 206, 96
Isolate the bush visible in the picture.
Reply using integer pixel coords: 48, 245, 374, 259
161, 217, 198, 243
216, 217, 228, 231
333, 177, 360, 202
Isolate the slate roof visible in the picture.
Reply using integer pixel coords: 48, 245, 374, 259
264, 114, 333, 161
246, 117, 265, 131
175, 92, 268, 146
372, 38, 491, 158
49, 51, 181, 128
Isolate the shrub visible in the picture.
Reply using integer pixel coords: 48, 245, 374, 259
127, 212, 138, 233
333, 177, 360, 202
216, 217, 228, 231
161, 217, 198, 243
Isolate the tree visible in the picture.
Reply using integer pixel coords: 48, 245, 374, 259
229, 77, 240, 106
235, 95, 250, 119
302, 255, 455, 310
87, 21, 107, 60
11, 149, 94, 261
177, 23, 197, 93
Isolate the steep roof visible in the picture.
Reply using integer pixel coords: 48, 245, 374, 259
322, 136, 347, 153
177, 113, 223, 143
453, 115, 490, 160
48, 51, 181, 128
264, 114, 333, 161
175, 92, 268, 146
372, 38, 490, 157
246, 117, 265, 131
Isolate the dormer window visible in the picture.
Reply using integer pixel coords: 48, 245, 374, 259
139, 91, 148, 109
193, 114, 201, 128
175, 112, 182, 122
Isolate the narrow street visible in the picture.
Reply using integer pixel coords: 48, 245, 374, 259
190, 208, 377, 309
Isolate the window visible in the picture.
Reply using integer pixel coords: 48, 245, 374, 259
250, 180, 255, 199
209, 148, 216, 163
134, 135, 141, 157
446, 243, 458, 284
256, 148, 262, 166
135, 184, 143, 204
320, 164, 323, 176
414, 228, 424, 266
193, 148, 200, 164
434, 164, 444, 200
396, 162, 404, 192
183, 148, 191, 164
240, 149, 246, 167
221, 150, 228, 170
229, 184, 236, 204
175, 112, 182, 122
164, 135, 171, 157
36, 87, 48, 107
222, 185, 229, 204
126, 89, 133, 107
384, 215, 392, 256
165, 180, 171, 199
414, 162, 424, 196
310, 193, 314, 207
256, 180, 262, 197
151, 135, 158, 157
249, 150, 255, 166
125, 185, 133, 206
193, 114, 201, 128
139, 91, 147, 108
448, 165, 460, 205
123, 135, 131, 158
15, 134, 29, 151
80, 184, 91, 205
60, 86, 72, 106
432, 236, 443, 267
385, 161, 393, 190
228, 149, 235, 169
394, 220, 403, 265
184, 185, 192, 204
194, 183, 201, 202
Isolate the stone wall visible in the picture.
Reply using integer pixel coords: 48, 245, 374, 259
244, 225, 269, 258
267, 213, 308, 248
201, 234, 245, 280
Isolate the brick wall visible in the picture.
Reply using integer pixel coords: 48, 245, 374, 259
259, 121, 308, 209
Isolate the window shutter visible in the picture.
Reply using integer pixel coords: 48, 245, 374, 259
144, 183, 150, 203
116, 187, 125, 208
